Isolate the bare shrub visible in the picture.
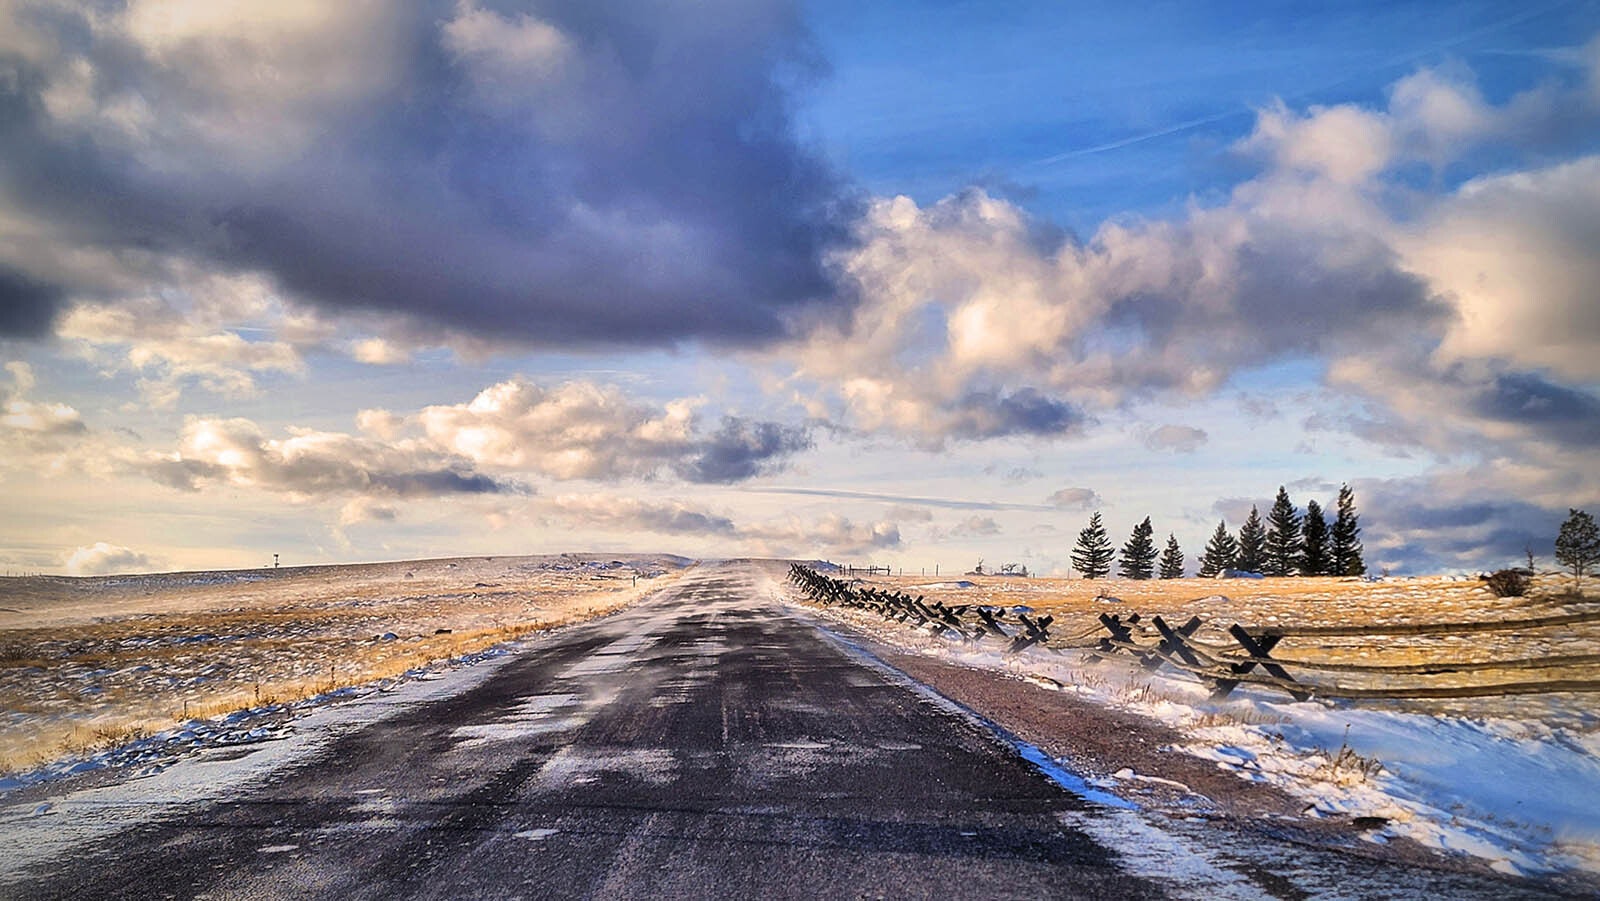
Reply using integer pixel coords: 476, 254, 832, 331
0, 642, 33, 663
1482, 569, 1531, 598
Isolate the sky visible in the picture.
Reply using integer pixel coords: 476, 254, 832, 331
1, 0, 1598, 577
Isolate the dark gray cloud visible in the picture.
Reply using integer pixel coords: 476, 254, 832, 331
1143, 424, 1207, 453
948, 515, 1001, 538
1217, 476, 1587, 573
138, 417, 523, 500
1287, 476, 1339, 494
1236, 393, 1280, 419
1327, 356, 1600, 461
1363, 485, 1566, 573
1470, 373, 1600, 449
1097, 230, 1453, 399
1303, 408, 1426, 457
0, 1, 856, 347
550, 495, 899, 554
0, 264, 62, 337
149, 455, 519, 499
1046, 487, 1101, 510
418, 378, 811, 483
64, 542, 154, 577
1211, 495, 1266, 524
369, 470, 513, 497
676, 418, 813, 484
553, 497, 738, 536
950, 388, 1085, 440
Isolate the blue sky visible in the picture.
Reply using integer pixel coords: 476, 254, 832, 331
806, 0, 1600, 223
0, 0, 1596, 577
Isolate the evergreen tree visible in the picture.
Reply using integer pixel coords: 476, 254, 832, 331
1556, 508, 1600, 591
1071, 511, 1115, 579
1118, 517, 1157, 579
1300, 499, 1330, 576
1264, 487, 1302, 576
1198, 520, 1239, 577
1236, 506, 1266, 573
1159, 534, 1184, 579
1330, 483, 1365, 576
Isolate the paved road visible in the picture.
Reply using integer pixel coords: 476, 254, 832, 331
0, 563, 1575, 899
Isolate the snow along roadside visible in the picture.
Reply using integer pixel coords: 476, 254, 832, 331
793, 596, 1600, 881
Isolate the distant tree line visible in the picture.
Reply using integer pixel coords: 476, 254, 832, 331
1070, 484, 1365, 579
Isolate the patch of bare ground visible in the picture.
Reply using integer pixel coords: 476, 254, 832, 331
0, 553, 689, 775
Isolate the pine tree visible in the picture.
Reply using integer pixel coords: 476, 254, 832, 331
1118, 517, 1157, 579
1300, 499, 1330, 576
1264, 487, 1302, 576
1236, 506, 1266, 573
1556, 508, 1600, 592
1330, 483, 1364, 576
1071, 511, 1115, 579
1198, 520, 1238, 577
1159, 534, 1184, 579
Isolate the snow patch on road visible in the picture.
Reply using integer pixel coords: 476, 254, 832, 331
1057, 809, 1274, 900
514, 828, 558, 840
537, 747, 677, 788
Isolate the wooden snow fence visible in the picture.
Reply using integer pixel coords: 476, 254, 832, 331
1087, 607, 1600, 702
789, 564, 1600, 703
788, 563, 1054, 654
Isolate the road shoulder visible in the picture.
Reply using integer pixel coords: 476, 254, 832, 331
815, 618, 1593, 898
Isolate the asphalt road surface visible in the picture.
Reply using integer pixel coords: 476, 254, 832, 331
0, 563, 1575, 899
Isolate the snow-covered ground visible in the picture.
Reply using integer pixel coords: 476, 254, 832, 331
800, 594, 1600, 879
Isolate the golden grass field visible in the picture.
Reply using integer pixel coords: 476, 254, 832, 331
0, 554, 688, 774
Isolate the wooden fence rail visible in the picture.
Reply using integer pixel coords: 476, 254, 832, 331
1242, 608, 1600, 638
1089, 606, 1600, 701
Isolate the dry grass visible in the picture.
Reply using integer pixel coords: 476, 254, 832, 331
0, 553, 687, 774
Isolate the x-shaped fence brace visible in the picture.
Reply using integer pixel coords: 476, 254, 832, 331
1221, 624, 1309, 700
1087, 610, 1308, 700
1008, 613, 1056, 654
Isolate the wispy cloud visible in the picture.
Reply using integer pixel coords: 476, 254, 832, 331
748, 486, 1055, 512
1144, 425, 1209, 454
549, 494, 900, 556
